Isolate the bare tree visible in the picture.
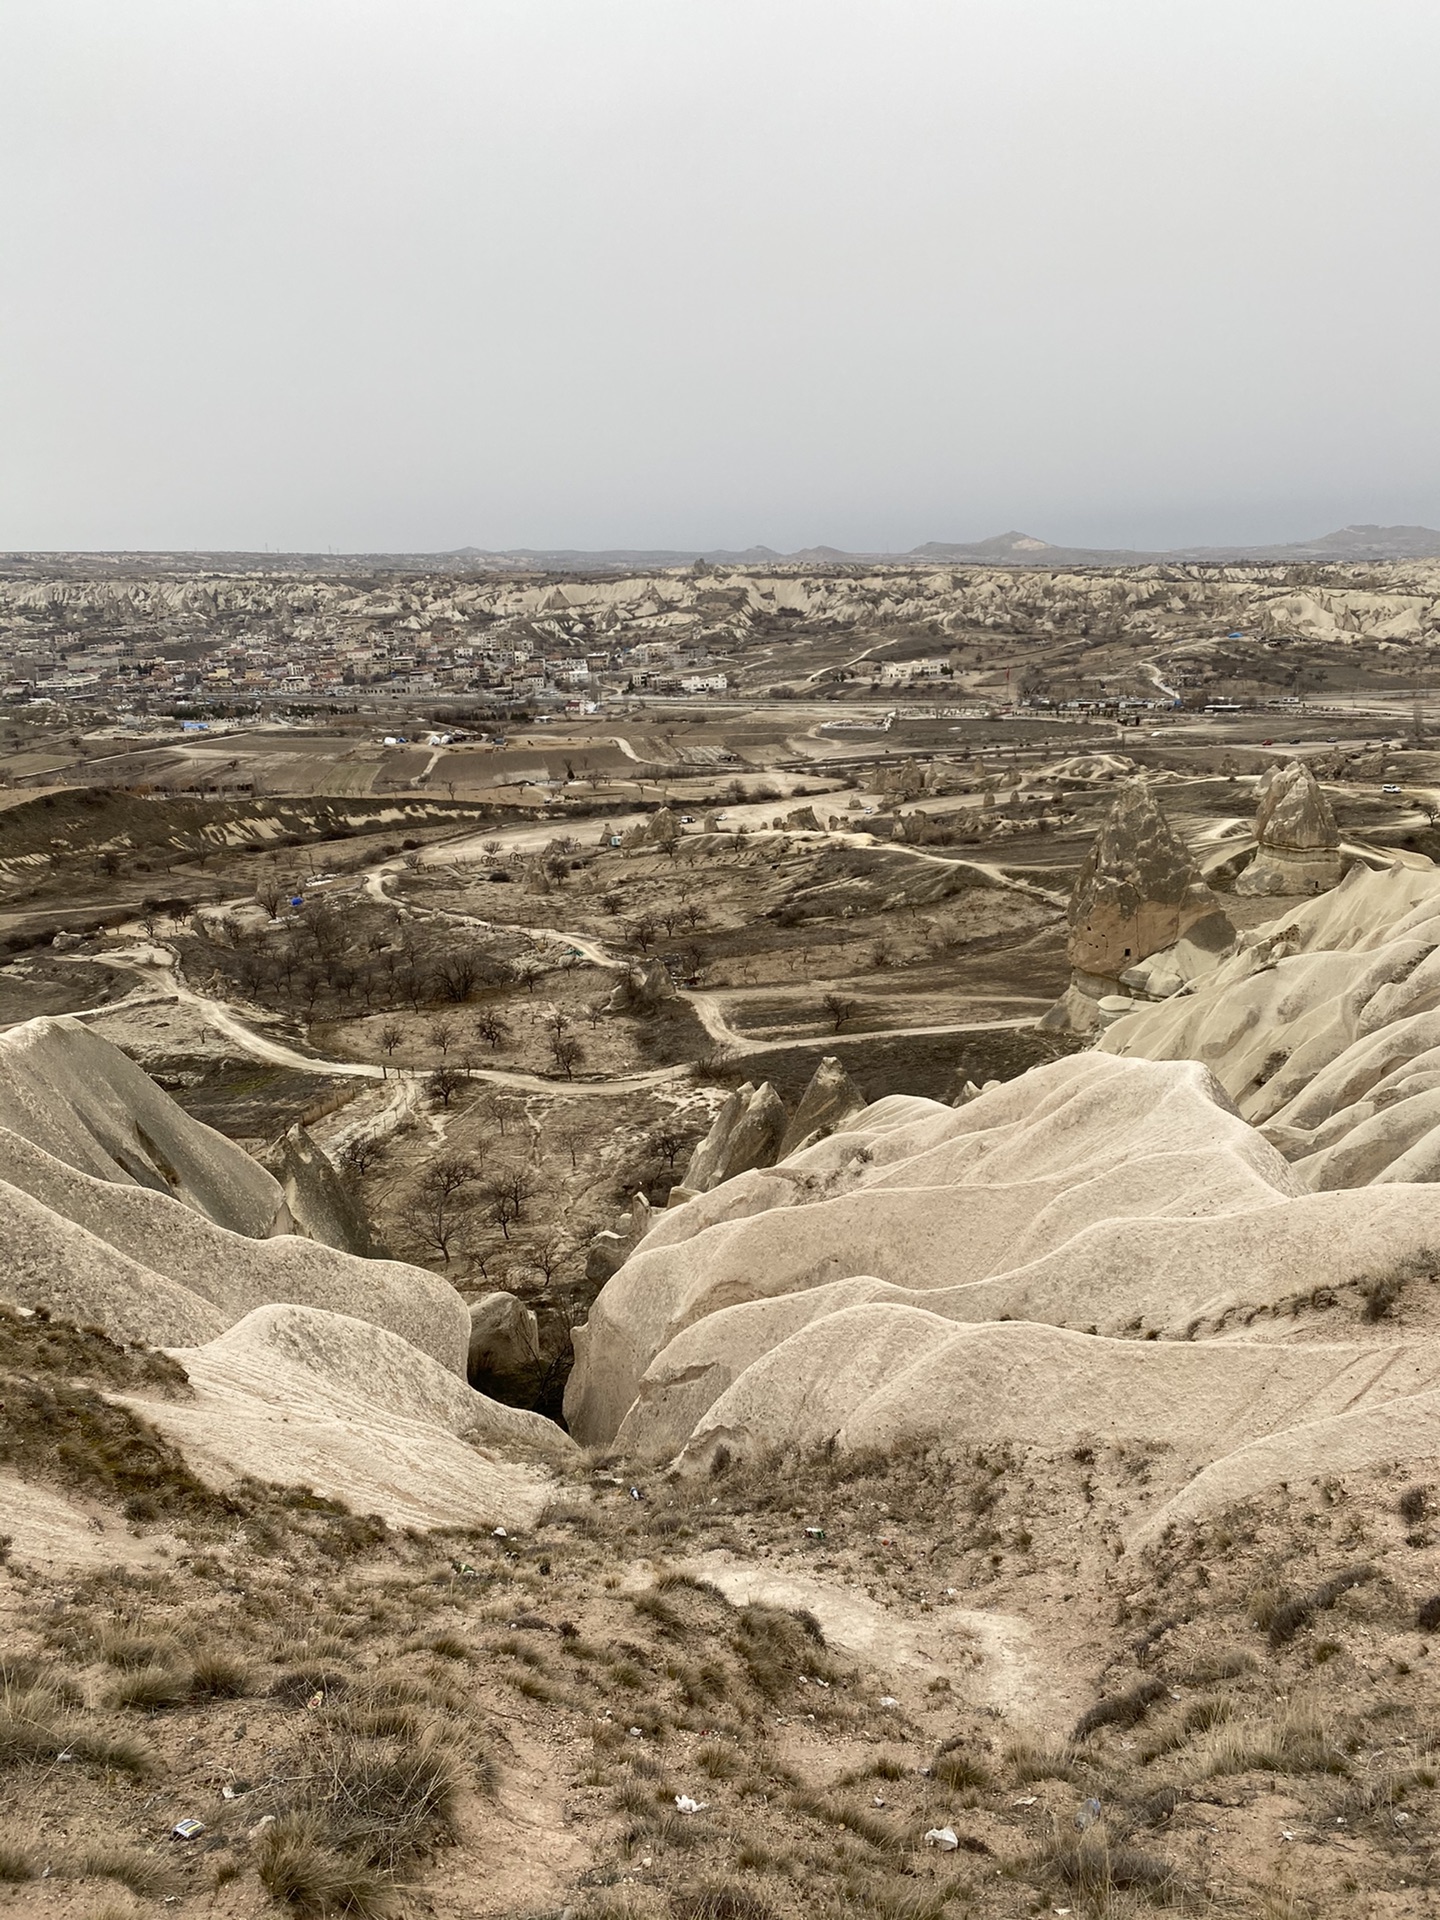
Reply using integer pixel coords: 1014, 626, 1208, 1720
552, 1116, 588, 1170
821, 991, 859, 1031
551, 1033, 586, 1079
650, 1123, 690, 1169
486, 1168, 534, 1240
256, 877, 285, 919
339, 1135, 381, 1179
474, 1009, 510, 1051
428, 1062, 466, 1107
401, 1152, 481, 1264
435, 954, 481, 1003
379, 1019, 404, 1067
431, 1015, 456, 1056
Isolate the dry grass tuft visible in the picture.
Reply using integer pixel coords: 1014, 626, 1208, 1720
188, 1649, 253, 1698
65, 1843, 178, 1899
669, 1885, 777, 1920
1005, 1732, 1076, 1782
1188, 1696, 1345, 1779
257, 1812, 396, 1918
0, 1837, 34, 1882
0, 1674, 152, 1775
316, 1731, 462, 1870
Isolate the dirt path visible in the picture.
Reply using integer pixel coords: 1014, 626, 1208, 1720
687, 987, 1039, 1056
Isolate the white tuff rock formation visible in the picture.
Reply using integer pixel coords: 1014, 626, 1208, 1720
1236, 759, 1343, 896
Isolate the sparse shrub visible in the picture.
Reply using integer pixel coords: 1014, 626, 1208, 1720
931, 1741, 990, 1789
1399, 1486, 1429, 1524
188, 1650, 252, 1699
1267, 1565, 1375, 1647
256, 1813, 393, 1918
1072, 1676, 1167, 1740
1417, 1595, 1440, 1632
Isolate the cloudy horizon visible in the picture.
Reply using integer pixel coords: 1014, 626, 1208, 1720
2, 1, 1437, 556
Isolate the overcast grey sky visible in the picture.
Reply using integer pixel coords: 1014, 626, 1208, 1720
2, 1, 1437, 554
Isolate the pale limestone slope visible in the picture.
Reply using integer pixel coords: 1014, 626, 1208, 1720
1100, 862, 1440, 1189
565, 1054, 1301, 1443
0, 1023, 574, 1527
0, 1015, 282, 1234
134, 1306, 571, 1530
0, 1122, 467, 1371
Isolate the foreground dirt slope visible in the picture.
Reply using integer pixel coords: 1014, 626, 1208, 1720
4, 1305, 1440, 1920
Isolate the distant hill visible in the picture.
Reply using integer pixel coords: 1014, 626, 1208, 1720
6, 525, 1440, 575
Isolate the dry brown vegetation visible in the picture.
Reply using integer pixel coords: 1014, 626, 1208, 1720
4, 1308, 1440, 1917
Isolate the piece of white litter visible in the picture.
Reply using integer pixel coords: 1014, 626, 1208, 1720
674, 1796, 709, 1815
628, 1726, 643, 1737
492, 1527, 508, 1539
1281, 1831, 1295, 1842
924, 1828, 959, 1851
1013, 1796, 1038, 1808
879, 1695, 899, 1709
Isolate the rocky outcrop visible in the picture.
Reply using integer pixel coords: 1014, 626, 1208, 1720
466, 1291, 544, 1404
623, 807, 682, 851
1236, 760, 1343, 896
782, 805, 822, 832
681, 1082, 786, 1192
776, 1056, 866, 1158
0, 1014, 286, 1237
1042, 783, 1233, 1032
0, 1017, 575, 1528
262, 1124, 378, 1256
563, 1029, 1440, 1542
605, 958, 676, 1014
586, 1193, 655, 1285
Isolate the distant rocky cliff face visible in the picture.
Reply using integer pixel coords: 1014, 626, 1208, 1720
2, 556, 1438, 657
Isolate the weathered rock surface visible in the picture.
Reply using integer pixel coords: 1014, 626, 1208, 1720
1043, 783, 1233, 1031
777, 1055, 866, 1158
1236, 759, 1343, 895
605, 958, 676, 1014
566, 979, 1440, 1537
263, 1123, 378, 1256
0, 1016, 574, 1527
467, 1290, 544, 1403
681, 1081, 786, 1191
0, 1014, 284, 1236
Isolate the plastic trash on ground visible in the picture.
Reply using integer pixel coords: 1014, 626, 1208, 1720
924, 1827, 959, 1850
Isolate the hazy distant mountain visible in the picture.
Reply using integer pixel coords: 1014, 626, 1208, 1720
446, 524, 1440, 570
7, 524, 1439, 576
